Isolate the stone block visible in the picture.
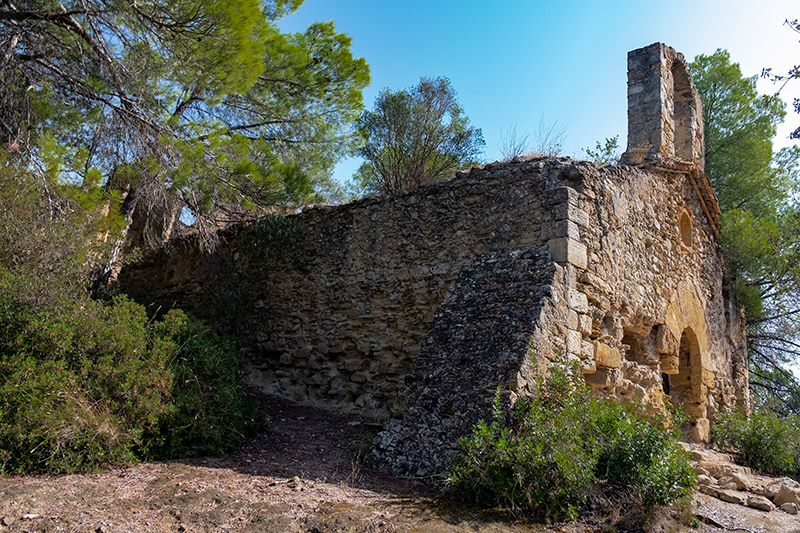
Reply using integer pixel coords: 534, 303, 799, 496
568, 289, 589, 313
578, 314, 593, 335
696, 474, 714, 486
717, 489, 747, 505
542, 186, 581, 207
774, 484, 800, 507
746, 495, 774, 512
684, 402, 706, 419
568, 309, 579, 330
689, 418, 710, 443
595, 341, 622, 369
552, 203, 590, 227
654, 324, 677, 355
780, 502, 798, 514
566, 329, 583, 354
580, 340, 594, 360
661, 354, 679, 375
585, 368, 620, 387
541, 219, 580, 241
548, 238, 588, 269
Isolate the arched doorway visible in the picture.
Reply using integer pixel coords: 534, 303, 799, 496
663, 329, 698, 406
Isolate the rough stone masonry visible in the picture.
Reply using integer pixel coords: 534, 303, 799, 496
118, 43, 749, 478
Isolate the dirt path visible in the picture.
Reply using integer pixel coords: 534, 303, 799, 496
0, 395, 541, 532
0, 395, 798, 532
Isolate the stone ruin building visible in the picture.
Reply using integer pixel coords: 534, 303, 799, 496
118, 43, 750, 478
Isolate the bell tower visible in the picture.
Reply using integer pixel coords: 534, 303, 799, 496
624, 43, 704, 169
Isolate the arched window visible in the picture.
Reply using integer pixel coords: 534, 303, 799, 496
672, 59, 696, 161
679, 210, 692, 248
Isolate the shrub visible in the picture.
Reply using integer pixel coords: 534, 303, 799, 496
447, 364, 695, 521
594, 402, 696, 507
0, 163, 261, 475
0, 270, 261, 474
0, 276, 175, 474
712, 408, 800, 478
143, 315, 262, 459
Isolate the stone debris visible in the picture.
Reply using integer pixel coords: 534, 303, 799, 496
286, 476, 315, 491
687, 443, 800, 516
746, 495, 775, 512
774, 484, 800, 507
716, 489, 747, 505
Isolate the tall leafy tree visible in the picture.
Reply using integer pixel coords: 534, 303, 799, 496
690, 50, 800, 415
0, 0, 369, 267
353, 77, 484, 196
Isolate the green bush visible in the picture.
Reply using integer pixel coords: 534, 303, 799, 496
447, 364, 695, 521
0, 161, 261, 475
594, 402, 696, 507
143, 316, 263, 459
0, 270, 261, 475
712, 408, 800, 478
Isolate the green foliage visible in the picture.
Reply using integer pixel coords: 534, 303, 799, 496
0, 154, 122, 304
712, 408, 800, 478
691, 50, 787, 216
691, 51, 800, 414
0, 278, 261, 474
583, 136, 620, 165
593, 402, 696, 508
144, 316, 262, 459
0, 279, 175, 474
0, 163, 261, 475
447, 365, 694, 521
354, 77, 484, 196
1, 1, 369, 249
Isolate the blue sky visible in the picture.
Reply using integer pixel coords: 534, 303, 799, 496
279, 0, 800, 184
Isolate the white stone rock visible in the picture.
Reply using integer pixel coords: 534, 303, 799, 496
746, 495, 774, 512
774, 484, 800, 507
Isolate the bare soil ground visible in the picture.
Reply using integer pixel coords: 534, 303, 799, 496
0, 394, 797, 532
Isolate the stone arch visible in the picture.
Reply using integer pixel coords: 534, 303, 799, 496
625, 43, 705, 168
663, 328, 699, 404
658, 283, 715, 442
678, 209, 693, 247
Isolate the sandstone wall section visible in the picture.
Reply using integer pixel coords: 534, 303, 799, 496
119, 160, 564, 417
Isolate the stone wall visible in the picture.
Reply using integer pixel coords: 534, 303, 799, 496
625, 43, 705, 168
119, 159, 574, 418
120, 155, 749, 477
367, 157, 748, 476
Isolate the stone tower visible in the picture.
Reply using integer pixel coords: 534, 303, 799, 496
625, 43, 705, 169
